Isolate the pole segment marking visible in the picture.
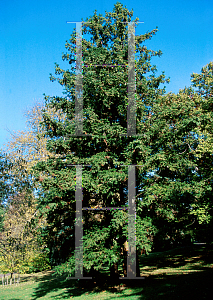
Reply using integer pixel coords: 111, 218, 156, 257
127, 22, 136, 136
120, 21, 144, 137
67, 22, 92, 137
67, 164, 92, 279
75, 23, 83, 136
119, 165, 145, 279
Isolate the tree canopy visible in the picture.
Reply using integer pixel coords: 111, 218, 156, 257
33, 2, 175, 278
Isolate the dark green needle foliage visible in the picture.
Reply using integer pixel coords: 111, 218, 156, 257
35, 1, 213, 279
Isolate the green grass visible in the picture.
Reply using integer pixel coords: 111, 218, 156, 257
0, 244, 212, 299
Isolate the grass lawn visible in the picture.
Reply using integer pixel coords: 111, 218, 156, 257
0, 243, 212, 299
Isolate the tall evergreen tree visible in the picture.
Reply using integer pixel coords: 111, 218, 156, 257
34, 2, 170, 278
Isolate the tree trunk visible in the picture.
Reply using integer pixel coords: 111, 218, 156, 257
122, 241, 128, 277
10, 272, 13, 285
122, 242, 141, 277
136, 249, 140, 277
110, 262, 119, 280
122, 251, 127, 277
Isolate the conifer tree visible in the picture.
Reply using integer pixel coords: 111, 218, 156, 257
34, 2, 170, 278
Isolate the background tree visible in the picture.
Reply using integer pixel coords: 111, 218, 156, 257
189, 62, 213, 243
0, 190, 50, 275
143, 61, 213, 250
0, 151, 12, 232
0, 103, 63, 274
5, 101, 65, 173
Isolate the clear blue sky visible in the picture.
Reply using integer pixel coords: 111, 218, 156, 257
0, 0, 212, 150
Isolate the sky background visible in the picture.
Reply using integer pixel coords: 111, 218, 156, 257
0, 0, 212, 150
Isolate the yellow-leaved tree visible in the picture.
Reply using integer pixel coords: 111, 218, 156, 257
0, 191, 50, 275
0, 101, 66, 276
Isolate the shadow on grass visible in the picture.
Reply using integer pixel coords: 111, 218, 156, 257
30, 268, 145, 299
139, 244, 213, 272
136, 268, 213, 300
30, 244, 213, 299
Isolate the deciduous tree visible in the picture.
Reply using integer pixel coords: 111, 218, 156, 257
0, 190, 50, 275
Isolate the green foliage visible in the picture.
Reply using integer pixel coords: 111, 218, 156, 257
191, 61, 213, 98
34, 2, 169, 277
0, 190, 51, 274
19, 252, 51, 274
0, 151, 12, 232
33, 2, 213, 277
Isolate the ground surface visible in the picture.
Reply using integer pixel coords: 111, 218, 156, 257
0, 243, 212, 299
